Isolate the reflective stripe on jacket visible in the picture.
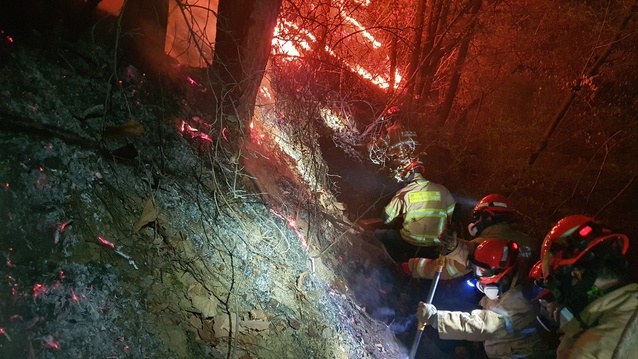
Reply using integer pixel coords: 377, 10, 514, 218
557, 283, 638, 359
407, 256, 469, 280
436, 281, 555, 358
383, 173, 456, 246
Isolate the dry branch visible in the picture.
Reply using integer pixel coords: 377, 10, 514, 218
528, 1, 638, 165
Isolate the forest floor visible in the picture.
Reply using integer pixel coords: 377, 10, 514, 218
0, 16, 489, 359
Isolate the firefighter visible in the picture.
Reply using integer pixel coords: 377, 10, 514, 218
416, 239, 556, 358
403, 194, 537, 280
367, 105, 421, 175
375, 160, 456, 263
534, 215, 638, 359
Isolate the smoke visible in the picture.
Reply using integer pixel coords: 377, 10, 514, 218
389, 314, 416, 334
348, 264, 399, 313
371, 306, 396, 322
454, 195, 478, 208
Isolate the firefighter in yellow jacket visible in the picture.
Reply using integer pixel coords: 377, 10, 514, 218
534, 215, 638, 359
403, 193, 537, 280
375, 160, 456, 262
416, 239, 556, 358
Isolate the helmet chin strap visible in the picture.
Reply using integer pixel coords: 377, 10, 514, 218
404, 171, 416, 183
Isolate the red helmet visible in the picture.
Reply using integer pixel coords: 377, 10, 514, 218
473, 194, 514, 217
540, 215, 629, 280
403, 160, 425, 173
470, 239, 519, 284
386, 105, 401, 116
526, 260, 552, 301
528, 260, 543, 282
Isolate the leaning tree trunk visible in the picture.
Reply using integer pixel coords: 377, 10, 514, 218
436, 0, 482, 127
415, 0, 445, 105
120, 0, 170, 73
211, 0, 283, 128
405, 0, 428, 97
389, 2, 399, 95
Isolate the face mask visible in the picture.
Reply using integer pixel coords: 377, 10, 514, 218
558, 306, 575, 327
467, 222, 478, 237
477, 282, 500, 300
536, 299, 575, 331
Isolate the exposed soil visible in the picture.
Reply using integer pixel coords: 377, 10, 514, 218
0, 15, 473, 359
3, 3, 637, 359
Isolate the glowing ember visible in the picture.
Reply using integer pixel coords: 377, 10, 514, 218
42, 335, 60, 350
60, 221, 71, 232
179, 120, 213, 143
97, 236, 115, 249
33, 283, 48, 298
186, 76, 198, 86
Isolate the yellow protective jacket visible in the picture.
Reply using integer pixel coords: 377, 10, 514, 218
436, 279, 555, 358
557, 283, 638, 359
383, 173, 456, 246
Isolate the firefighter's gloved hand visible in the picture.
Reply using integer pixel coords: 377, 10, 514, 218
401, 262, 412, 275
439, 229, 458, 255
417, 302, 438, 329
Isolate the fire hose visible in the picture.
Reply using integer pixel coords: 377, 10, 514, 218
408, 254, 446, 359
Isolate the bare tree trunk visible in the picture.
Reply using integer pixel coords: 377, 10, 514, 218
405, 0, 428, 96
437, 0, 482, 127
415, 0, 443, 101
389, 2, 399, 95
415, 0, 444, 104
211, 0, 282, 127
120, 0, 170, 72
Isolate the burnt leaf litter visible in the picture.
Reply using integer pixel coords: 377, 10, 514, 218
0, 10, 478, 359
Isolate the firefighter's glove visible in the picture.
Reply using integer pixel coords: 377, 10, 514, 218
401, 262, 412, 275
439, 229, 458, 255
417, 302, 438, 329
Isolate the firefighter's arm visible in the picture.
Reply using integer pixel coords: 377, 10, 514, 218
436, 308, 510, 341
445, 238, 475, 267
405, 257, 468, 280
383, 196, 403, 224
